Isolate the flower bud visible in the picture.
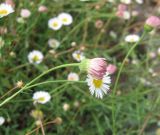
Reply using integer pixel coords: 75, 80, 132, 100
79, 58, 107, 79
144, 16, 160, 32
106, 64, 117, 74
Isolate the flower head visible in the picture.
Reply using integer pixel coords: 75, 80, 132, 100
5, 0, 15, 7
58, 12, 73, 26
20, 9, 31, 18
67, 72, 79, 81
120, 0, 131, 4
80, 58, 108, 80
86, 72, 111, 99
48, 17, 62, 30
48, 38, 60, 49
116, 4, 130, 20
0, 116, 5, 126
33, 91, 51, 104
145, 16, 160, 31
63, 103, 70, 111
38, 5, 48, 12
0, 3, 14, 18
125, 34, 140, 43
72, 50, 85, 62
28, 50, 44, 64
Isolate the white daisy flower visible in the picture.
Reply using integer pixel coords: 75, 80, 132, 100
67, 72, 79, 81
72, 50, 85, 62
0, 3, 14, 18
123, 11, 131, 20
120, 0, 131, 4
125, 34, 140, 43
0, 116, 5, 126
86, 72, 111, 99
33, 91, 51, 104
58, 12, 73, 26
28, 50, 44, 64
48, 17, 62, 30
135, 0, 143, 4
48, 38, 60, 49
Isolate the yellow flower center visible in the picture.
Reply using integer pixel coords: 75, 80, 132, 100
52, 22, 58, 27
62, 18, 68, 22
130, 38, 135, 42
76, 54, 81, 59
0, 9, 8, 15
38, 97, 45, 102
93, 79, 103, 88
32, 55, 39, 62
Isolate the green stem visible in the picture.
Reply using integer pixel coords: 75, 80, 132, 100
111, 32, 146, 135
24, 80, 86, 90
0, 63, 80, 107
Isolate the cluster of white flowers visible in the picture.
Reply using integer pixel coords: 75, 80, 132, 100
48, 12, 73, 30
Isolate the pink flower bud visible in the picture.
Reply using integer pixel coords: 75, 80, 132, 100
106, 64, 117, 74
20, 9, 31, 18
80, 58, 108, 79
145, 16, 160, 28
95, 19, 104, 29
118, 4, 127, 11
5, 0, 15, 7
89, 58, 107, 78
38, 5, 48, 13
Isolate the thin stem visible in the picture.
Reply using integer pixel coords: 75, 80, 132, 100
0, 63, 80, 107
40, 120, 45, 135
111, 32, 146, 135
24, 80, 86, 90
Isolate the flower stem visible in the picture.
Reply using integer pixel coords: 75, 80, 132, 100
24, 80, 86, 90
0, 63, 80, 107
111, 32, 146, 135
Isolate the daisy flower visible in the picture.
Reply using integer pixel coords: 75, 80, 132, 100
86, 72, 111, 99
72, 50, 85, 62
33, 91, 51, 104
48, 17, 62, 30
0, 3, 14, 18
58, 12, 73, 26
48, 38, 60, 49
125, 34, 140, 43
28, 50, 44, 64
0, 116, 5, 126
120, 0, 131, 4
135, 0, 143, 4
67, 72, 79, 81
